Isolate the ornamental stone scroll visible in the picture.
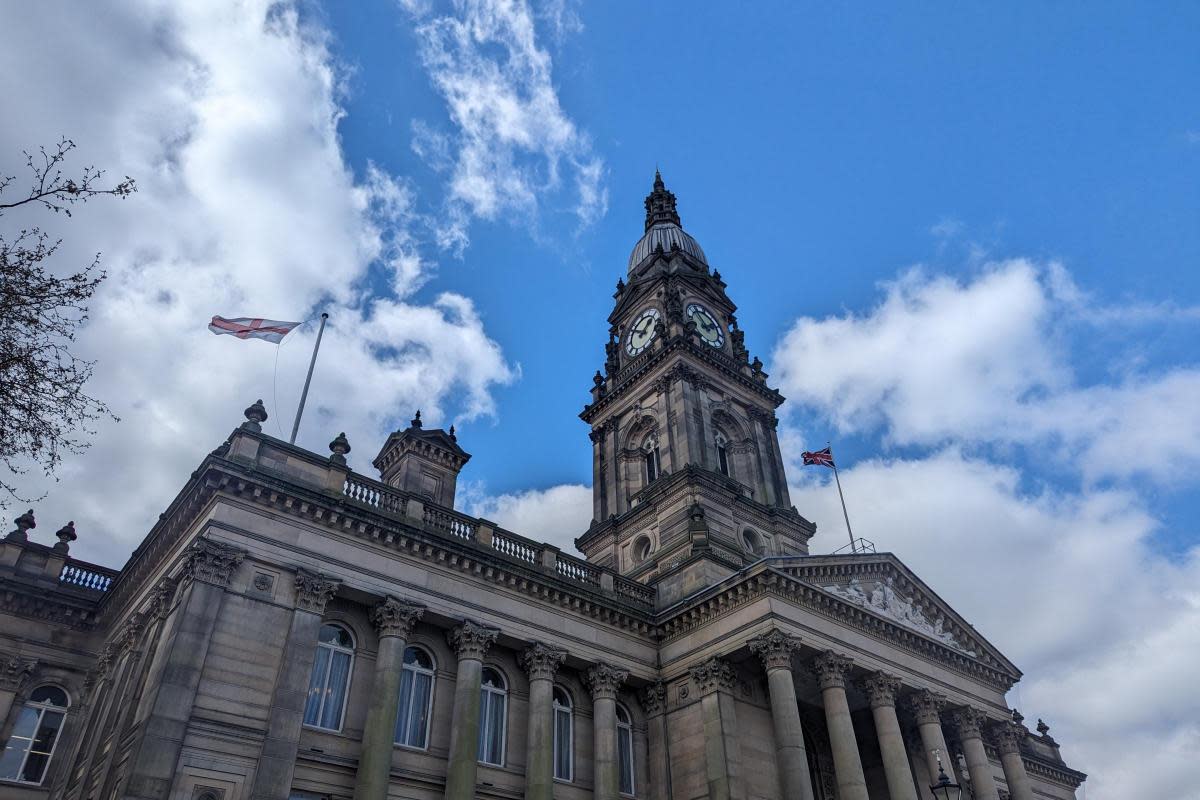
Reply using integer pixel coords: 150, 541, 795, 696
294, 569, 341, 614
371, 597, 424, 638
748, 628, 802, 672
447, 620, 500, 661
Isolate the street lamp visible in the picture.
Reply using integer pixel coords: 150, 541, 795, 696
929, 753, 962, 800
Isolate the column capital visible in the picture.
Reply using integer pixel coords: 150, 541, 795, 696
447, 619, 499, 661
149, 576, 177, 619
181, 539, 245, 587
951, 706, 989, 740
586, 662, 629, 701
640, 679, 667, 717
811, 650, 854, 691
689, 656, 738, 695
294, 568, 341, 614
990, 721, 1024, 755
0, 656, 35, 692
371, 596, 424, 638
520, 642, 567, 681
905, 689, 949, 725
748, 628, 802, 672
859, 671, 903, 709
118, 612, 148, 654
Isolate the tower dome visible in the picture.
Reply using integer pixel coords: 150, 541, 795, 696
627, 171, 708, 272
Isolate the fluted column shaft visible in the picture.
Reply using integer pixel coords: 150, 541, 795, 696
444, 621, 500, 800
521, 644, 566, 800
587, 663, 628, 800
993, 724, 1035, 800
860, 673, 918, 800
906, 691, 957, 785
954, 708, 1000, 800
812, 652, 868, 800
354, 598, 424, 800
748, 630, 814, 800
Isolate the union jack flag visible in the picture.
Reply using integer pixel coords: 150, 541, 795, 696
208, 316, 301, 344
801, 447, 835, 468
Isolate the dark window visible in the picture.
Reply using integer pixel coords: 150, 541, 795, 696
645, 448, 660, 483
717, 444, 729, 476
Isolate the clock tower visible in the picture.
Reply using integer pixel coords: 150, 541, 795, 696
578, 173, 814, 606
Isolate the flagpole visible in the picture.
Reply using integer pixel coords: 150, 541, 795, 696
829, 444, 856, 554
290, 312, 328, 444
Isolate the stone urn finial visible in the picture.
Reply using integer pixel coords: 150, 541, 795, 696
242, 399, 268, 432
6, 509, 36, 543
53, 521, 77, 553
411, 409, 423, 429
328, 432, 351, 465
449, 425, 456, 441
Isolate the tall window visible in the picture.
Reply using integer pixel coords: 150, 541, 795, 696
304, 623, 355, 731
644, 447, 660, 484
395, 646, 435, 749
478, 667, 507, 765
716, 435, 730, 477
0, 685, 69, 784
616, 702, 635, 796
552, 686, 573, 781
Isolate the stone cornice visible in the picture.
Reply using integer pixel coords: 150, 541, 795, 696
1021, 752, 1087, 789
447, 620, 499, 661
586, 662, 629, 700
747, 628, 801, 672
371, 596, 423, 638
520, 642, 567, 681
0, 571, 105, 631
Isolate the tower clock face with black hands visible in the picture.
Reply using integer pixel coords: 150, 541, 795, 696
626, 308, 660, 355
687, 303, 725, 347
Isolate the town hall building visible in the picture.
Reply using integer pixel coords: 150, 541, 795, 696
0, 175, 1086, 800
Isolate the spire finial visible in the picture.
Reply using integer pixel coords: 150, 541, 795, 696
644, 170, 680, 231
411, 410, 423, 429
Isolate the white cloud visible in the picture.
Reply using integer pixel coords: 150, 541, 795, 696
404, 0, 605, 238
463, 482, 592, 554
772, 260, 1200, 484
0, 0, 539, 562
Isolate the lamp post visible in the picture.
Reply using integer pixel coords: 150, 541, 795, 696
929, 753, 962, 800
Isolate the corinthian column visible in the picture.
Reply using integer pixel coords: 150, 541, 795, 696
748, 629, 814, 800
640, 681, 669, 800
859, 672, 917, 800
952, 707, 1000, 800
587, 662, 629, 800
905, 690, 957, 785
811, 651, 868, 800
354, 597, 425, 800
444, 621, 500, 800
521, 643, 567, 800
991, 722, 1034, 800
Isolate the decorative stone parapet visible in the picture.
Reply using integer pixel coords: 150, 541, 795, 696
295, 569, 341, 614
748, 628, 801, 671
990, 721, 1024, 755
0, 656, 35, 691
640, 680, 667, 717
906, 689, 948, 725
586, 662, 630, 700
952, 706, 989, 740
520, 642, 567, 681
859, 672, 902, 709
811, 651, 854, 690
371, 596, 424, 638
689, 656, 737, 695
181, 539, 246, 588
447, 620, 499, 661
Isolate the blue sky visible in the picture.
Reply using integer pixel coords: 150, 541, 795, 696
1, 2, 1197, 795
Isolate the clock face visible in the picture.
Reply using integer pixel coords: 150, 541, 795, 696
687, 303, 725, 347
626, 308, 660, 355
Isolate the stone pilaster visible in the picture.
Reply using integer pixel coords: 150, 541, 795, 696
812, 651, 868, 800
521, 643, 567, 800
905, 689, 958, 786
0, 656, 36, 750
859, 672, 918, 800
445, 621, 499, 800
992, 722, 1035, 800
123, 540, 245, 800
587, 663, 629, 800
689, 657, 745, 800
354, 597, 424, 800
748, 629, 814, 800
249, 569, 342, 800
952, 706, 1000, 800
640, 681, 670, 800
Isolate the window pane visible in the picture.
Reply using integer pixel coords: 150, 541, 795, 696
7, 706, 39, 739
304, 647, 332, 725
394, 669, 414, 744
0, 742, 29, 779
618, 726, 634, 795
30, 710, 64, 754
28, 686, 68, 707
320, 650, 351, 729
554, 707, 571, 780
477, 692, 491, 760
21, 749, 50, 783
407, 672, 431, 748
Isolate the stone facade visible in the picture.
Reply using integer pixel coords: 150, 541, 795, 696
0, 175, 1085, 800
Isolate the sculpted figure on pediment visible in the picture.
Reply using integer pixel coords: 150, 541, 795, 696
824, 573, 977, 656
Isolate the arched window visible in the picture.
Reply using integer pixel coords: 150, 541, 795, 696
395, 646, 435, 749
616, 702, 635, 796
0, 685, 70, 784
715, 433, 730, 477
478, 667, 507, 765
303, 623, 355, 731
552, 686, 573, 781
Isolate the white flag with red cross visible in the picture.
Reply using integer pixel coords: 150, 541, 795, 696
208, 316, 301, 344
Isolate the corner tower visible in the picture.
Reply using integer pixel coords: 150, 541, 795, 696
578, 172, 814, 605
